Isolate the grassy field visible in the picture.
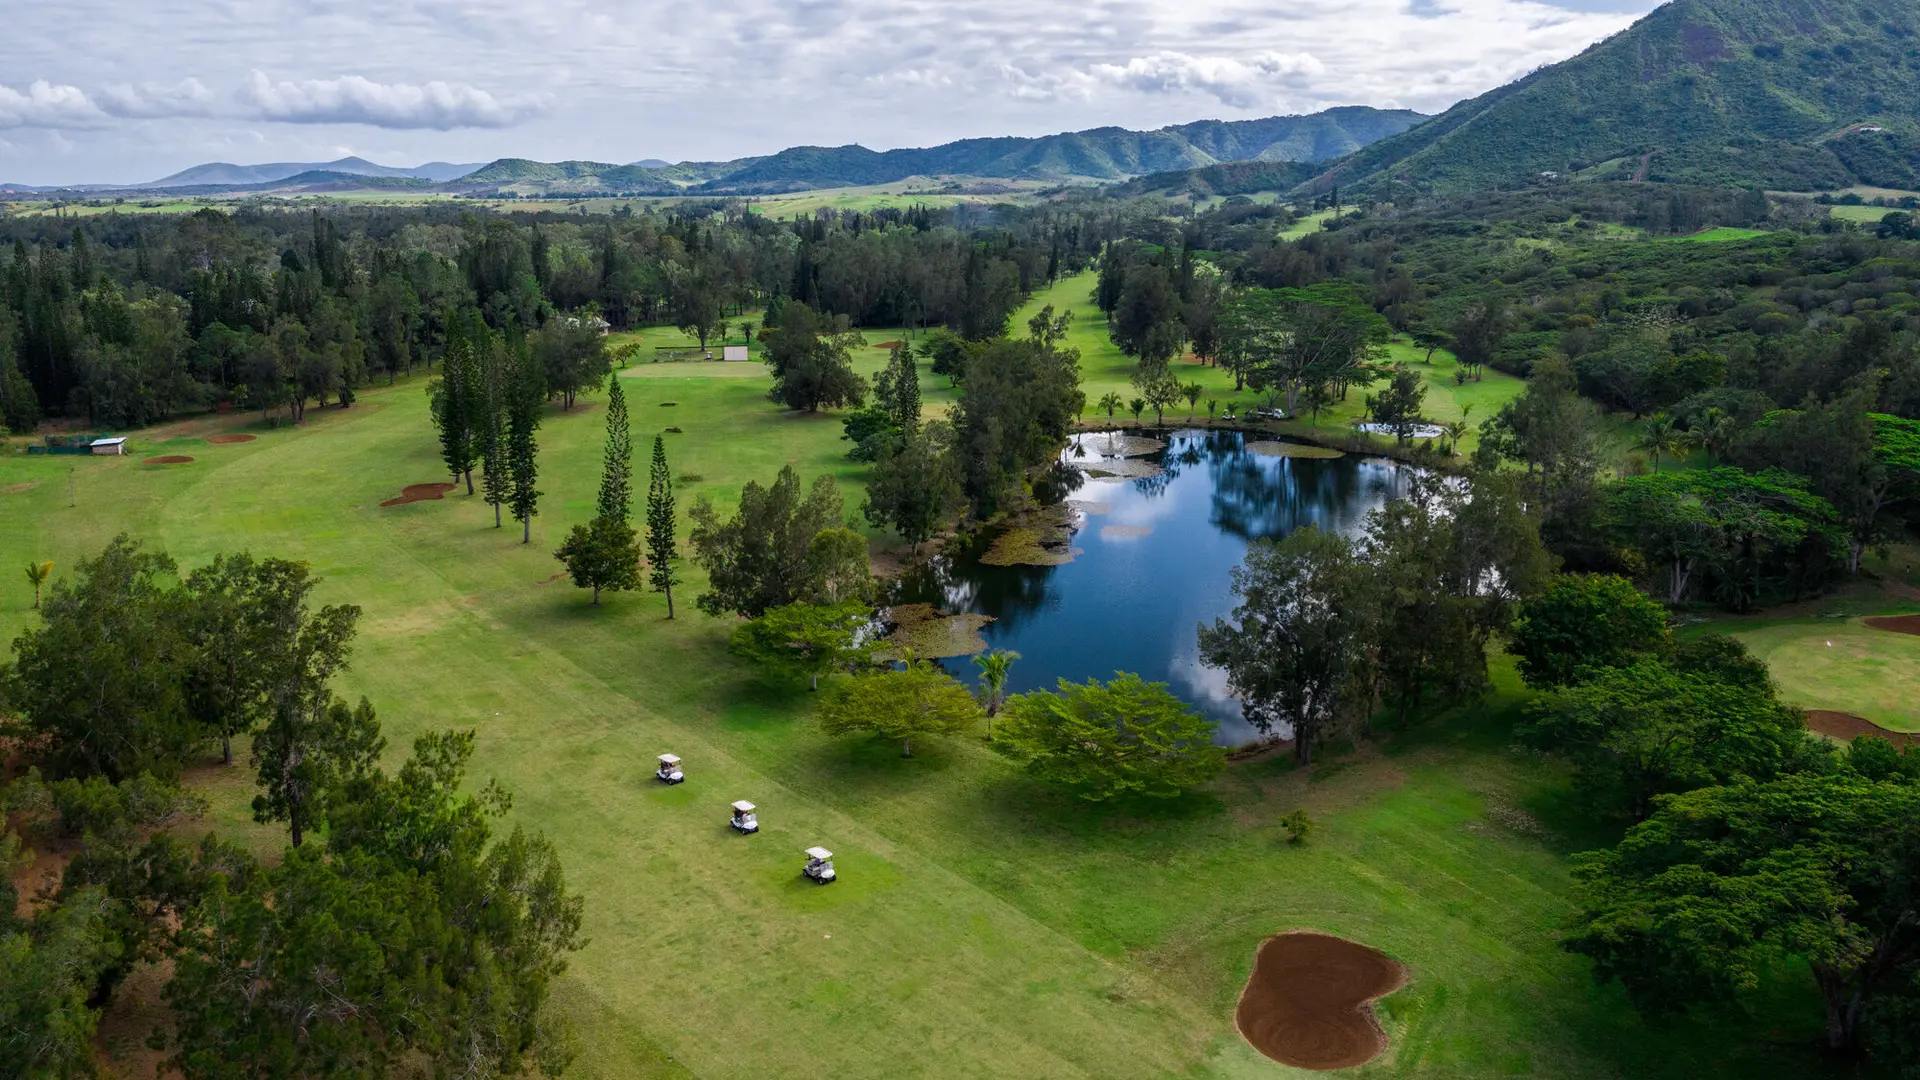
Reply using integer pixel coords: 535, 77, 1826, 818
0, 272, 1842, 1080
1668, 226, 1770, 243
1827, 204, 1899, 225
1276, 207, 1357, 241
1717, 604, 1920, 732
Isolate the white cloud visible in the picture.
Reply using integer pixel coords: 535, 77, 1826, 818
1090, 52, 1326, 109
0, 0, 1662, 183
0, 80, 104, 129
97, 78, 218, 119
238, 71, 545, 129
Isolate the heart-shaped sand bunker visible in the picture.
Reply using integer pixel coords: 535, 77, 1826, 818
1235, 931, 1407, 1070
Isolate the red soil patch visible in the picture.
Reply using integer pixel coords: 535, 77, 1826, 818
1864, 614, 1920, 637
379, 481, 457, 508
873, 340, 904, 350
1235, 931, 1408, 1070
206, 433, 258, 445
142, 455, 194, 465
1808, 710, 1913, 748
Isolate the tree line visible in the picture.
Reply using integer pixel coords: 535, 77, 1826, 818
0, 536, 583, 1079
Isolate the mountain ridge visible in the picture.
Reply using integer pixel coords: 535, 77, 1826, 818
451, 107, 1427, 195
1313, 0, 1920, 195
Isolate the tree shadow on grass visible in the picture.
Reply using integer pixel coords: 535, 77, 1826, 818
960, 766, 1229, 858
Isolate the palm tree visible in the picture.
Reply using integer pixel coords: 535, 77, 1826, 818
1699, 407, 1739, 463
1098, 392, 1124, 419
24, 561, 52, 609
1442, 420, 1470, 457
1183, 382, 1203, 421
1206, 399, 1218, 423
1128, 398, 1146, 422
972, 649, 1020, 738
1636, 415, 1693, 473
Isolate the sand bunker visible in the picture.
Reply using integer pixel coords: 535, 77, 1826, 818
1248, 440, 1346, 460
1808, 710, 1913, 747
1864, 615, 1920, 637
884, 603, 996, 659
1235, 931, 1408, 1070
873, 340, 904, 350
143, 455, 194, 465
206, 433, 257, 445
380, 482, 457, 508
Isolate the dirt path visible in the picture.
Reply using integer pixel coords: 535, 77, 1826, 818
1631, 152, 1654, 182
1235, 930, 1408, 1070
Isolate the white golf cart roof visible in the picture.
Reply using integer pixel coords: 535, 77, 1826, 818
657, 754, 681, 765
732, 800, 756, 812
804, 846, 833, 860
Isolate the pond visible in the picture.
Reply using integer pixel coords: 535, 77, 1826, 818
889, 429, 1415, 747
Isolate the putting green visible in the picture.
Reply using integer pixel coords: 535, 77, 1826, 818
1731, 617, 1920, 732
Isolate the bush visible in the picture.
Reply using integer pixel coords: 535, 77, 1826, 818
1278, 809, 1315, 845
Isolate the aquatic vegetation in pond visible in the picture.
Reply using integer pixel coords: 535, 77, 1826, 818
980, 503, 1083, 567
883, 603, 998, 659
1247, 440, 1345, 460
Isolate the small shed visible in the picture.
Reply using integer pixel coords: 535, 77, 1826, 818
89, 437, 127, 456
722, 345, 749, 362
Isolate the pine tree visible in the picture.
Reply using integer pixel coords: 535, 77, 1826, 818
882, 342, 921, 431
597, 373, 632, 522
478, 336, 509, 528
430, 327, 480, 495
507, 337, 543, 544
646, 434, 680, 618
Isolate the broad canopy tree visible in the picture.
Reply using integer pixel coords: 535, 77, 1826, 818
1565, 773, 1920, 1053
1198, 526, 1376, 765
996, 673, 1225, 801
689, 465, 848, 618
816, 659, 979, 757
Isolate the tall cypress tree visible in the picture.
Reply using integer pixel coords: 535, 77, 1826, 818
884, 342, 920, 431
478, 334, 509, 528
597, 373, 632, 522
507, 335, 543, 544
430, 325, 479, 494
646, 434, 680, 619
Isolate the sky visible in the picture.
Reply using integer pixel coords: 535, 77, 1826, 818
1, 0, 1662, 186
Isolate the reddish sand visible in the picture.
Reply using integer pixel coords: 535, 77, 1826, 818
1808, 710, 1913, 747
873, 340, 904, 349
1864, 614, 1920, 637
379, 481, 458, 508
207, 433, 258, 445
1235, 931, 1408, 1070
143, 455, 194, 465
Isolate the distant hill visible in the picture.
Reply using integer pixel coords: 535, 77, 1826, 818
1318, 0, 1920, 195
144, 157, 482, 188
456, 107, 1427, 195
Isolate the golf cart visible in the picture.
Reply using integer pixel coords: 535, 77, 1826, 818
729, 800, 759, 834
802, 846, 836, 885
655, 754, 684, 785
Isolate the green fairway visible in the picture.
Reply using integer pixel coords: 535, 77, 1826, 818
1668, 226, 1770, 243
1728, 615, 1920, 732
0, 279, 1826, 1080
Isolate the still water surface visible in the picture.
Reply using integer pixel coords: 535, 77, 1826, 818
892, 429, 1414, 746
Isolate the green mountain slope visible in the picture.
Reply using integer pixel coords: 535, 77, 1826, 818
1319, 0, 1920, 195
456, 108, 1426, 195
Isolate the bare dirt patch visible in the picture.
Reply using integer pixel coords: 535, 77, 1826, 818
142, 455, 194, 465
873, 340, 904, 350
1808, 709, 1913, 747
206, 433, 257, 445
1863, 614, 1920, 637
380, 481, 457, 508
0, 481, 37, 495
1235, 931, 1408, 1070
